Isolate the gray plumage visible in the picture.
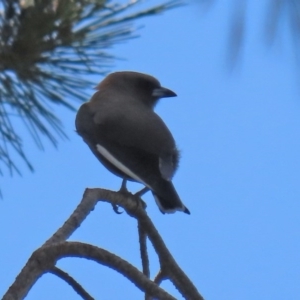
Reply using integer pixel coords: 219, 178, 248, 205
75, 71, 190, 214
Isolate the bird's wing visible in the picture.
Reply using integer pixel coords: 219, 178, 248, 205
93, 106, 179, 180
159, 153, 178, 181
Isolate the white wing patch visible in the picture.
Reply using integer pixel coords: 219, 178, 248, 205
96, 144, 150, 188
159, 155, 174, 181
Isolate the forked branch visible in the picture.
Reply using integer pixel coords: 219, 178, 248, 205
3, 188, 204, 300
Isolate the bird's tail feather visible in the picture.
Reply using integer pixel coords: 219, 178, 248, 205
151, 181, 190, 214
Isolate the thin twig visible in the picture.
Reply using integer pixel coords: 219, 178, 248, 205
49, 267, 94, 300
90, 188, 204, 300
138, 220, 150, 278
98, 189, 205, 300
137, 209, 203, 300
138, 219, 151, 300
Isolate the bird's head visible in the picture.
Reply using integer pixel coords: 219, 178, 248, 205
95, 71, 177, 108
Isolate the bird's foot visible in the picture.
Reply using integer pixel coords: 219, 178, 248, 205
115, 180, 148, 213
119, 179, 128, 193
134, 186, 149, 197
111, 179, 129, 214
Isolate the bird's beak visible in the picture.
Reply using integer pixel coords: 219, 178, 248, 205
152, 87, 177, 98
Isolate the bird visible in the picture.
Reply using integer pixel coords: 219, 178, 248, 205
75, 71, 190, 214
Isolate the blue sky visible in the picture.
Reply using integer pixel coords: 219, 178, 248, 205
1, 1, 300, 299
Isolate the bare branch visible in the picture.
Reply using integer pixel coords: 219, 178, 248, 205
49, 267, 94, 300
58, 242, 176, 300
4, 242, 176, 300
136, 209, 203, 300
154, 269, 167, 286
138, 220, 150, 278
88, 188, 205, 300
138, 219, 151, 300
3, 188, 203, 300
44, 188, 100, 246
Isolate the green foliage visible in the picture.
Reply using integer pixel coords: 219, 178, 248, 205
0, 0, 180, 175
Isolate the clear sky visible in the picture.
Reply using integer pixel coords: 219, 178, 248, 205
1, 1, 300, 299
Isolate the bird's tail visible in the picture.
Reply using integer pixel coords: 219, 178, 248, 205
151, 180, 190, 214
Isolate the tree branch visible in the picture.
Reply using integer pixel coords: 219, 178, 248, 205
3, 188, 203, 300
4, 242, 176, 300
154, 269, 167, 285
138, 219, 151, 300
49, 266, 94, 300
138, 220, 150, 278
86, 188, 204, 300
44, 188, 100, 246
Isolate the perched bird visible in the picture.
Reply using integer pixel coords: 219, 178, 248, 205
75, 71, 190, 214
